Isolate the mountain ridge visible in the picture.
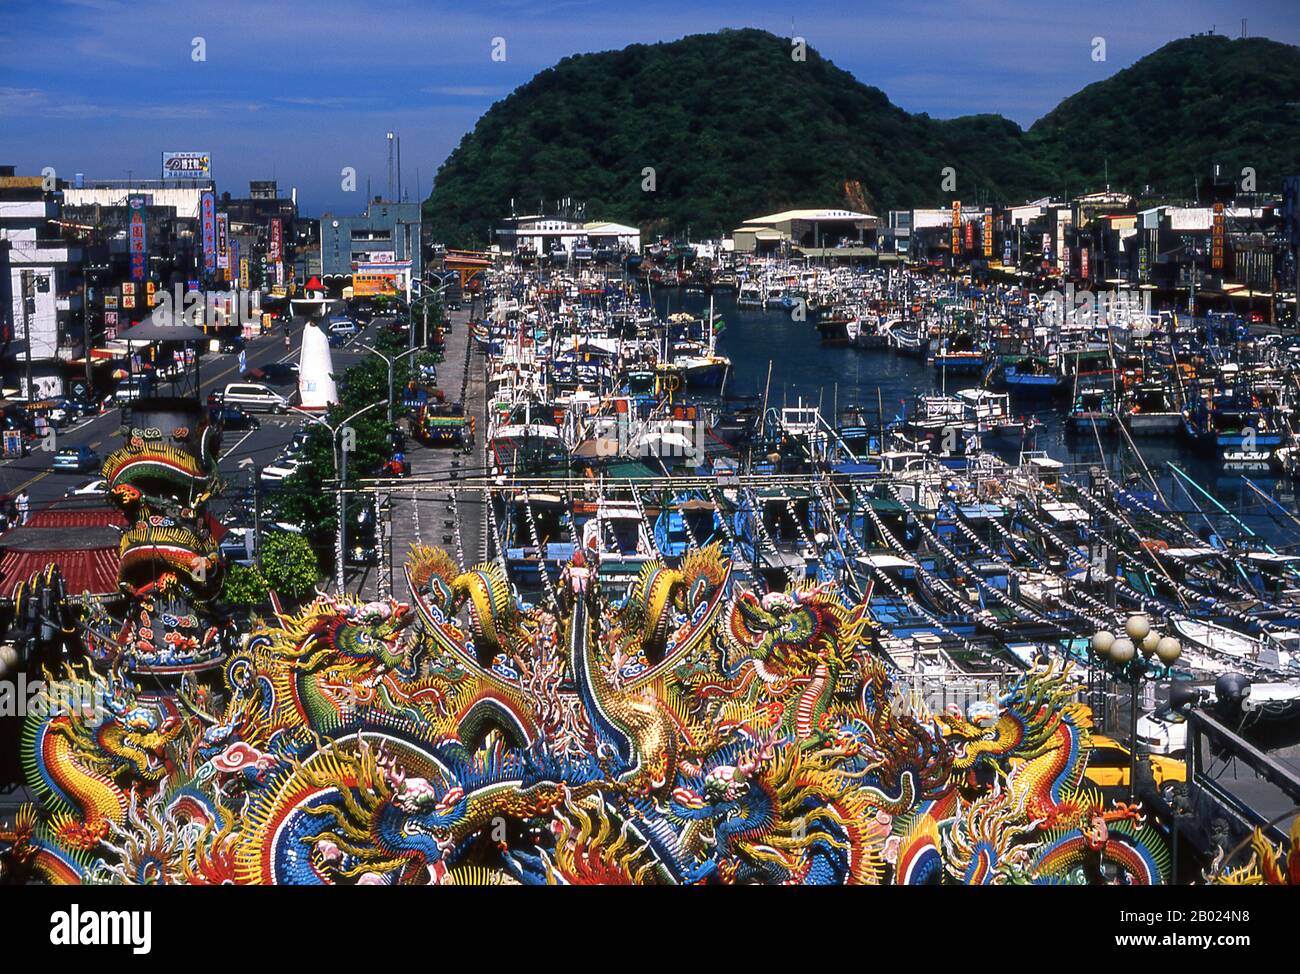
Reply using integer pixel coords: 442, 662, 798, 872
423, 29, 1300, 245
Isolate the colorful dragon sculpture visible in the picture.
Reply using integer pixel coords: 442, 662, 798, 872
1, 541, 1174, 885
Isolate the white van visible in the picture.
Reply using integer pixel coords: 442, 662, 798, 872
220, 381, 289, 413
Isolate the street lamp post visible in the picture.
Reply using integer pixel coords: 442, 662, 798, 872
360, 344, 420, 427
1090, 614, 1183, 804
292, 399, 387, 592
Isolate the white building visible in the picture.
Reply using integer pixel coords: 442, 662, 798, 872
0, 172, 83, 397
62, 181, 210, 221
493, 215, 640, 258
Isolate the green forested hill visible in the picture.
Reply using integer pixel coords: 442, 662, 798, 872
1025, 35, 1300, 198
423, 29, 1300, 245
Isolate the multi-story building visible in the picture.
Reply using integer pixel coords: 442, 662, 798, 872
0, 167, 84, 398
319, 198, 422, 296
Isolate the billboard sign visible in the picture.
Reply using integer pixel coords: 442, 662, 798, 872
161, 151, 210, 180
950, 201, 962, 254
1080, 247, 1090, 280
216, 213, 230, 270
1211, 201, 1225, 270
268, 217, 283, 262
201, 191, 217, 274
982, 207, 993, 258
128, 195, 148, 281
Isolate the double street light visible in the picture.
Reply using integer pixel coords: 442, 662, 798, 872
291, 399, 388, 592
359, 344, 420, 426
1090, 614, 1182, 803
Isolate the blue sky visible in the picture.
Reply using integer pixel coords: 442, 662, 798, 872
2, 0, 1296, 215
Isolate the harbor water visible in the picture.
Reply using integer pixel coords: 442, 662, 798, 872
654, 288, 1300, 550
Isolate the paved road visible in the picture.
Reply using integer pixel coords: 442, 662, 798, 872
356, 303, 484, 600
0, 308, 482, 601
0, 316, 368, 513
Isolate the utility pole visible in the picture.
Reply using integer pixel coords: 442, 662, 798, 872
338, 438, 348, 591
20, 270, 34, 404
82, 259, 92, 399
252, 467, 263, 569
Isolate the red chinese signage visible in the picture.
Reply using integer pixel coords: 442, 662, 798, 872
128, 196, 148, 281
1212, 202, 1225, 270
269, 217, 283, 262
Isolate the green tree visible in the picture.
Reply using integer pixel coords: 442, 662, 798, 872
223, 563, 270, 606
261, 531, 320, 600
273, 354, 411, 568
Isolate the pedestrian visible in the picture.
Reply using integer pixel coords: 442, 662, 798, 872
15, 490, 29, 526
284, 329, 292, 351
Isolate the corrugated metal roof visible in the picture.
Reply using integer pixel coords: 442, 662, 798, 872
0, 547, 119, 597
27, 507, 128, 529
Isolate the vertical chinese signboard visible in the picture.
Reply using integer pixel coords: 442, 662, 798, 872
269, 217, 283, 262
216, 213, 230, 272
983, 207, 993, 258
201, 191, 217, 275
950, 200, 962, 255
1081, 247, 1090, 281
1211, 201, 1225, 271
964, 220, 974, 252
128, 196, 148, 281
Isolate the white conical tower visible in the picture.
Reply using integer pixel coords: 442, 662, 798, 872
297, 322, 338, 411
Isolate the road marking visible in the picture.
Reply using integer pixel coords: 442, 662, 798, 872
11, 469, 50, 493
220, 429, 256, 461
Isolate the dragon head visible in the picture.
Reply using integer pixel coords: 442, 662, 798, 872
726, 587, 861, 680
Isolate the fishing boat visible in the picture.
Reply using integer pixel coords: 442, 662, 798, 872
1183, 384, 1285, 460
1065, 388, 1117, 434
884, 318, 930, 358
1002, 355, 1062, 397
736, 279, 764, 309
956, 388, 1025, 448
815, 310, 858, 345
1123, 381, 1183, 435
930, 330, 985, 376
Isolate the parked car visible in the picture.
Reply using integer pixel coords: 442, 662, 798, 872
65, 477, 108, 497
213, 406, 261, 431
327, 317, 359, 340
218, 382, 288, 414
48, 397, 94, 427
1080, 734, 1186, 792
53, 444, 100, 473
259, 455, 301, 483
250, 362, 299, 385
